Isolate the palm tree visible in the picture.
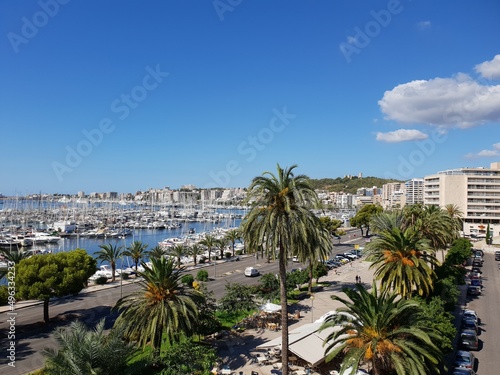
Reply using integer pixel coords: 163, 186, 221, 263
43, 319, 135, 375
416, 205, 457, 262
148, 245, 165, 260
114, 257, 202, 356
123, 240, 149, 272
168, 244, 186, 268
224, 228, 241, 257
369, 210, 406, 234
321, 283, 442, 375
241, 164, 326, 375
188, 244, 204, 266
0, 248, 30, 280
366, 226, 438, 299
199, 234, 217, 261
215, 237, 228, 259
95, 243, 124, 282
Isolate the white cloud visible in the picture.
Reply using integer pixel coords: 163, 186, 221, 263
465, 142, 500, 159
378, 73, 500, 128
376, 129, 428, 143
417, 21, 431, 30
475, 54, 500, 80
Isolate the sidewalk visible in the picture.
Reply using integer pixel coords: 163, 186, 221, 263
215, 258, 376, 375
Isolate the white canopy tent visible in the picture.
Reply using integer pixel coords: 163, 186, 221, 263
260, 302, 282, 313
256, 321, 342, 367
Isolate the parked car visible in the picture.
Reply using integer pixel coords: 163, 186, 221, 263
462, 318, 479, 334
469, 278, 482, 288
467, 285, 481, 296
459, 329, 479, 351
495, 250, 500, 261
324, 260, 339, 269
454, 350, 476, 370
244, 267, 260, 277
463, 309, 480, 325
452, 367, 477, 375
343, 252, 357, 260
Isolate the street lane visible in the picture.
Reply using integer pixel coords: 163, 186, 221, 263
0, 233, 366, 374
464, 249, 500, 374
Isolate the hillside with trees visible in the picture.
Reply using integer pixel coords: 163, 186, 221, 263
308, 176, 402, 194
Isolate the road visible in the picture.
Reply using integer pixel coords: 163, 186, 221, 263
0, 233, 366, 375
462, 248, 500, 374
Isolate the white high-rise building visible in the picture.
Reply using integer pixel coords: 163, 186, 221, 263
424, 162, 500, 238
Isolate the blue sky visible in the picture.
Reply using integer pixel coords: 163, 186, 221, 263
1, 0, 499, 196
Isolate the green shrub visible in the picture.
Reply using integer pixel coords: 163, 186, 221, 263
94, 276, 108, 285
198, 256, 206, 264
120, 272, 130, 280
181, 274, 194, 287
235, 250, 243, 256
196, 269, 209, 281
224, 252, 231, 259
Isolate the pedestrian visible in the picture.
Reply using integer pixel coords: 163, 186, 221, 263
358, 276, 361, 284
355, 275, 359, 284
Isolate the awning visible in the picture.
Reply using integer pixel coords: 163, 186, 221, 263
260, 302, 282, 313
256, 322, 342, 367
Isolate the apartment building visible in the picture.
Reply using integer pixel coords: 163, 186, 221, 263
424, 162, 500, 237
382, 182, 403, 209
405, 178, 424, 206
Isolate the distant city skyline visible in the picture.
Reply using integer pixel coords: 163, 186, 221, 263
1, 1, 499, 196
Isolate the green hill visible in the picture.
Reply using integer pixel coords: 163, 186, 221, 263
308, 176, 402, 194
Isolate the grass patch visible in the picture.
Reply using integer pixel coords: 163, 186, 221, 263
216, 309, 256, 328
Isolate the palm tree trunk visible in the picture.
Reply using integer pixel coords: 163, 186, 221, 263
279, 246, 289, 375
43, 298, 50, 324
111, 262, 116, 282
308, 260, 313, 294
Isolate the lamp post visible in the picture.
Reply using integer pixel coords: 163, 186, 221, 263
310, 294, 315, 323
120, 256, 123, 298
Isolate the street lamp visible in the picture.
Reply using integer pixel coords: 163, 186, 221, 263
120, 256, 123, 298
310, 294, 315, 323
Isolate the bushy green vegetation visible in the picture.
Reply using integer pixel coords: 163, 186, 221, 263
181, 274, 194, 287
196, 269, 209, 281
309, 176, 401, 194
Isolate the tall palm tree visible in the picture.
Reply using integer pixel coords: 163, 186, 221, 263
215, 237, 228, 259
199, 234, 217, 261
148, 245, 165, 260
416, 205, 457, 262
224, 228, 241, 257
321, 283, 442, 375
123, 240, 149, 272
444, 203, 464, 234
366, 226, 438, 299
95, 243, 124, 282
369, 210, 406, 234
168, 244, 186, 268
188, 243, 204, 266
114, 257, 202, 355
43, 319, 135, 375
241, 164, 325, 375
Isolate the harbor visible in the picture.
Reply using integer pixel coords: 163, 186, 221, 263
0, 197, 246, 261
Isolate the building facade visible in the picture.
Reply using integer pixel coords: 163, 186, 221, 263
424, 162, 500, 238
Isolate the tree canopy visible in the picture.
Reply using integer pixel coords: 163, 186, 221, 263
16, 249, 97, 323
